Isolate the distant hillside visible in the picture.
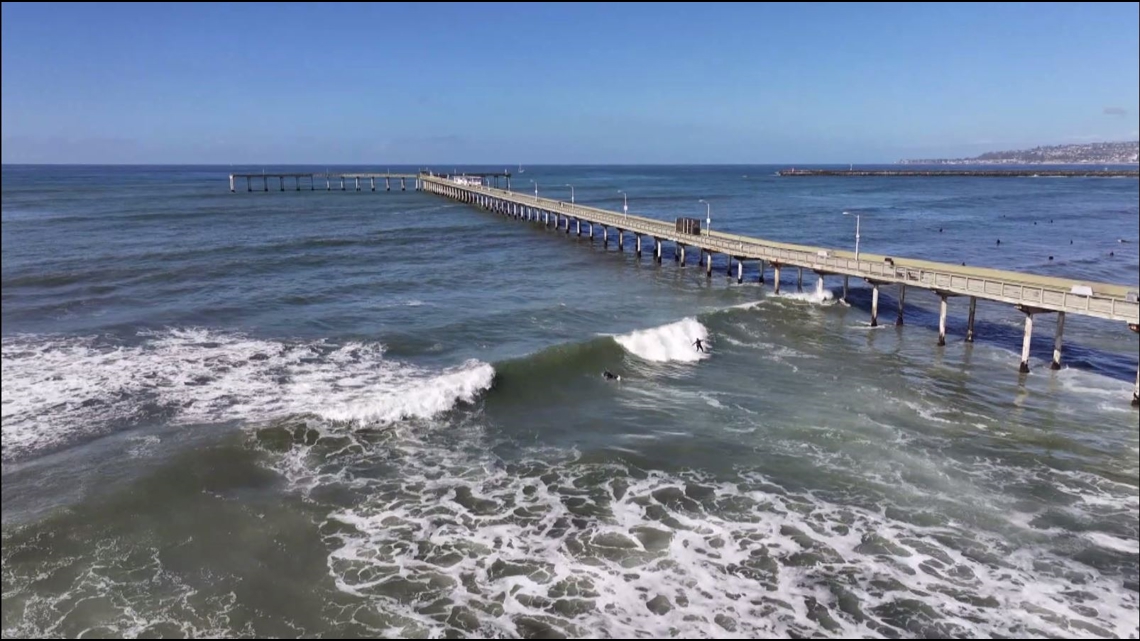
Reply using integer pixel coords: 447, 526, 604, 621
901, 140, 1139, 165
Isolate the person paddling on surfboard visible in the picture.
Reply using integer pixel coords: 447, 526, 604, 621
602, 369, 620, 381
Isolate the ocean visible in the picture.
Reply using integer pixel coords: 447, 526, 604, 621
2, 164, 1138, 638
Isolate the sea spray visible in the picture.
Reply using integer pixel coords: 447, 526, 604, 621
614, 317, 710, 362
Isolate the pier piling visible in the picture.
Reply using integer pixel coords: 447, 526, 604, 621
896, 284, 906, 326
937, 294, 949, 346
1020, 311, 1035, 373
1051, 312, 1066, 370
870, 283, 880, 327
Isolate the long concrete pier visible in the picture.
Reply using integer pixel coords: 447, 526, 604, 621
415, 175, 1140, 407
227, 171, 512, 193
778, 169, 1140, 177
226, 170, 1140, 406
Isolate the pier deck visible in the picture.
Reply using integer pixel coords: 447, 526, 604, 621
420, 176, 1137, 323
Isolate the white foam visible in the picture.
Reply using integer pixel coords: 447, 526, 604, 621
773, 277, 836, 304
302, 441, 1140, 640
613, 317, 709, 363
1083, 532, 1140, 554
0, 329, 494, 460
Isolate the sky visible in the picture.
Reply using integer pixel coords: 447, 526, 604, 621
2, 2, 1138, 164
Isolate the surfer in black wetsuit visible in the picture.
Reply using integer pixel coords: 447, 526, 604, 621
693, 338, 706, 353
602, 369, 620, 381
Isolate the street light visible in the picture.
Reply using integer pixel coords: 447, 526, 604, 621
531, 179, 539, 201
843, 211, 861, 260
564, 184, 575, 204
618, 190, 628, 218
699, 199, 711, 236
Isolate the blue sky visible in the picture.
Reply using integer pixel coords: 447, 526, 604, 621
2, 2, 1138, 164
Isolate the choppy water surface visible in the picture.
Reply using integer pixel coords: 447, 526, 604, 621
2, 165, 1138, 638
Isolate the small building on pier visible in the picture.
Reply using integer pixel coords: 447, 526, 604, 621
450, 175, 484, 187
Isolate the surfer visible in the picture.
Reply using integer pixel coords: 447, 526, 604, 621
693, 338, 706, 353
602, 369, 621, 381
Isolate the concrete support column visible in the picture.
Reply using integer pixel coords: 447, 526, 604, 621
737, 259, 744, 284
326, 176, 331, 191
603, 227, 609, 248
674, 243, 680, 262
966, 297, 977, 342
896, 284, 906, 326
229, 175, 235, 192
937, 294, 948, 346
566, 217, 571, 234
870, 284, 880, 327
797, 267, 804, 292
636, 235, 642, 257
680, 245, 686, 266
758, 260, 765, 284
355, 177, 360, 191
773, 265, 781, 293
386, 178, 391, 191
401, 178, 406, 191
655, 239, 662, 263
340, 178, 345, 191
705, 251, 713, 277
1020, 312, 1034, 373
1132, 323, 1140, 407
1051, 312, 1065, 370
371, 177, 375, 191
618, 229, 624, 251
576, 219, 582, 236
842, 275, 848, 301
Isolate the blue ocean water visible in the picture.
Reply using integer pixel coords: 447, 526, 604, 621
2, 164, 1138, 638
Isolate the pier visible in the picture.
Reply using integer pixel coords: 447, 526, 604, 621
227, 171, 512, 193
228, 171, 1140, 407
778, 169, 1140, 177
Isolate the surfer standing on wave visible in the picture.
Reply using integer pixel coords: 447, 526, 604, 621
693, 338, 707, 353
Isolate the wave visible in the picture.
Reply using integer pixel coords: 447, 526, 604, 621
772, 277, 836, 304
613, 317, 709, 363
0, 329, 493, 461
296, 441, 1140, 640
493, 336, 617, 385
492, 317, 714, 393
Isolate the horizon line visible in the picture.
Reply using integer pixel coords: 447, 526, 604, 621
5, 161, 1139, 168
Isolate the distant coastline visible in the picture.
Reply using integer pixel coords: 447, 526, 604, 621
901, 140, 1139, 165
